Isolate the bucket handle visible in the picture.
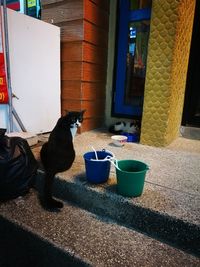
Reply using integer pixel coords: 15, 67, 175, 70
90, 148, 116, 162
108, 159, 151, 172
106, 157, 151, 172
90, 148, 150, 172
106, 157, 121, 170
90, 148, 121, 170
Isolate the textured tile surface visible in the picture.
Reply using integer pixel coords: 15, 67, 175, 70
141, 0, 196, 146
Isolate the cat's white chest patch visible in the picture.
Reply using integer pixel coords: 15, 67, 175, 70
70, 120, 81, 139
70, 126, 78, 139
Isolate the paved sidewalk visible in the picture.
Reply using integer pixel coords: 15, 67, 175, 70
32, 130, 200, 255
0, 129, 200, 266
33, 130, 200, 227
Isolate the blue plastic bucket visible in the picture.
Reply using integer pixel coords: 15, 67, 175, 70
83, 150, 113, 184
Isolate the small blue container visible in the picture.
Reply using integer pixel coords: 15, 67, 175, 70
122, 132, 139, 142
83, 150, 112, 184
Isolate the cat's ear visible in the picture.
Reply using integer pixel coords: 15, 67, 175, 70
81, 109, 86, 115
64, 110, 71, 116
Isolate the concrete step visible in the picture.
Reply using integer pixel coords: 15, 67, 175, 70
0, 189, 199, 267
35, 169, 200, 257
32, 129, 200, 257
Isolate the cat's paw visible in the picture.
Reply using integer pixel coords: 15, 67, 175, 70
45, 198, 64, 209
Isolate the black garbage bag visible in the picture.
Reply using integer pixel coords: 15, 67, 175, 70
0, 129, 38, 200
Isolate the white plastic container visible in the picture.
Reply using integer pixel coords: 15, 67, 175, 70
111, 135, 128, 147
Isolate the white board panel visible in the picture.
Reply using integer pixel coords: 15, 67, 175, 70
0, 8, 60, 133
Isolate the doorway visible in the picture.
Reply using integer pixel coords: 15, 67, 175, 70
182, 0, 200, 128
112, 0, 152, 118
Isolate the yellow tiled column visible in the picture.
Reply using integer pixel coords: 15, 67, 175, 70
140, 0, 196, 146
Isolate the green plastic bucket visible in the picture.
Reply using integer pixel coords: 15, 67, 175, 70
116, 160, 149, 197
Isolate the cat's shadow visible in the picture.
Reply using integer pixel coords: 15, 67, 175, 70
108, 142, 126, 148
108, 142, 118, 147
73, 173, 88, 183
73, 173, 118, 194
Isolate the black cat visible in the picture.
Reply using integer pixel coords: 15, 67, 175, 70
40, 110, 85, 209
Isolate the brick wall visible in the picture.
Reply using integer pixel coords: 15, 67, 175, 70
41, 0, 110, 132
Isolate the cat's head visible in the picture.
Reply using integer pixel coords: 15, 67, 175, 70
65, 110, 86, 128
